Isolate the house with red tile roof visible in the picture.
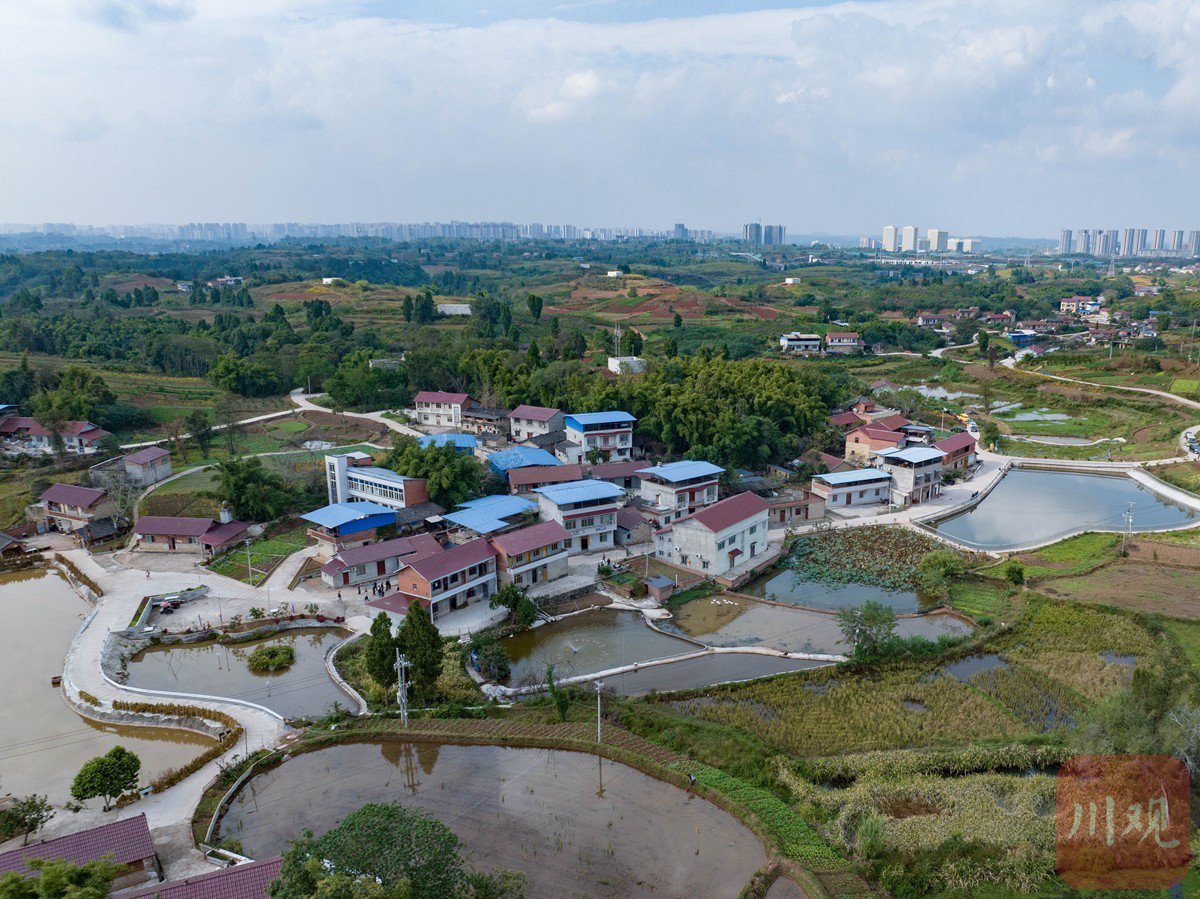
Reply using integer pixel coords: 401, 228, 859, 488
121, 446, 173, 485
653, 492, 770, 577
934, 430, 978, 471
489, 520, 571, 588
134, 511, 250, 559
123, 856, 282, 899
0, 815, 160, 891
369, 537, 498, 624
827, 410, 864, 431
844, 425, 906, 464
508, 404, 564, 441
507, 464, 584, 495
32, 483, 117, 536
411, 391, 475, 428
319, 532, 443, 589
825, 332, 864, 354
0, 416, 110, 454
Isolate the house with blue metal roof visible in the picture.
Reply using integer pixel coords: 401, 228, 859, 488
560, 411, 636, 464
533, 479, 625, 553
442, 494, 538, 537
636, 460, 724, 525
809, 468, 892, 508
487, 446, 560, 475
873, 446, 946, 506
301, 501, 399, 559
416, 433, 478, 452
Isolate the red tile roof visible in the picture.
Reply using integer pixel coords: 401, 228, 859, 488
197, 520, 251, 546
507, 464, 582, 489
874, 414, 910, 431
827, 411, 861, 428
826, 332, 861, 340
124, 856, 282, 899
688, 491, 768, 533
135, 516, 215, 537
406, 537, 496, 581
413, 391, 470, 405
367, 593, 431, 615
58, 421, 110, 439
0, 815, 155, 877
616, 506, 646, 530
321, 533, 443, 574
509, 404, 561, 422
490, 520, 570, 556
846, 426, 904, 444
934, 431, 977, 454
124, 446, 171, 465
584, 460, 644, 479
0, 416, 39, 435
40, 483, 107, 508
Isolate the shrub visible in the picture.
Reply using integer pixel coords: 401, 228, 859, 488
246, 643, 295, 673
1004, 560, 1025, 586
78, 690, 101, 706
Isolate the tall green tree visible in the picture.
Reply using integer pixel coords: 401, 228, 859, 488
402, 295, 414, 322
213, 457, 292, 521
397, 602, 443, 703
526, 293, 543, 322
382, 438, 482, 508
836, 601, 897, 663
365, 612, 398, 689
29, 366, 115, 423
0, 858, 119, 899
70, 746, 140, 811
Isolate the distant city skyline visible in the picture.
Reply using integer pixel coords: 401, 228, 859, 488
3, 1, 1198, 232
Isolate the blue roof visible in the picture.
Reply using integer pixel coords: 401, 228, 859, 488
814, 468, 891, 486
417, 433, 478, 450
488, 447, 560, 473
301, 501, 396, 529
564, 411, 636, 427
443, 494, 536, 534
347, 466, 413, 484
637, 460, 724, 483
534, 479, 625, 505
876, 446, 946, 464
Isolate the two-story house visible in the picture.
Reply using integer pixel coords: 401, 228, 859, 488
934, 431, 977, 471
653, 491, 770, 577
412, 391, 475, 428
844, 425, 905, 463
489, 520, 572, 588
778, 332, 823, 354
373, 537, 499, 624
824, 332, 864, 355
559, 412, 636, 463
121, 446, 173, 486
533, 479, 625, 553
872, 446, 946, 506
35, 483, 118, 535
810, 468, 892, 507
507, 464, 584, 495
301, 501, 400, 560
320, 533, 444, 589
636, 460, 723, 526
508, 405, 564, 442
325, 454, 433, 512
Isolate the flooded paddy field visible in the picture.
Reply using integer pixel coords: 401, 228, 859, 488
218, 741, 767, 898
0, 571, 215, 803
599, 653, 827, 695
126, 627, 354, 719
740, 568, 927, 613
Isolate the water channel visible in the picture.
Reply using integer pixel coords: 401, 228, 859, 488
126, 627, 355, 719
0, 571, 214, 803
933, 469, 1198, 550
218, 741, 767, 898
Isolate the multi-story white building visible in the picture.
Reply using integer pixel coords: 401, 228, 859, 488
412, 391, 475, 428
927, 228, 949, 252
809, 468, 892, 508
636, 460, 723, 525
325, 454, 430, 511
533, 479, 624, 553
825, 332, 864, 355
508, 405, 564, 442
489, 520, 572, 589
882, 225, 899, 253
779, 332, 823, 354
560, 411, 636, 463
872, 446, 946, 506
654, 491, 770, 577
900, 225, 919, 253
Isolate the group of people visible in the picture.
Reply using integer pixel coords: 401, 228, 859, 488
356, 579, 394, 598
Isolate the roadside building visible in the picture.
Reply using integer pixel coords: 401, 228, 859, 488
0, 815, 161, 891
121, 446, 173, 486
653, 492, 770, 577
320, 533, 443, 588
412, 391, 475, 428
825, 332, 864, 355
301, 501, 398, 560
872, 446, 946, 506
508, 405, 564, 442
370, 537, 498, 624
325, 454, 431, 511
934, 431, 978, 471
534, 479, 625, 553
489, 520, 572, 588
778, 332, 823, 354
844, 425, 906, 463
810, 468, 892, 508
134, 510, 249, 559
560, 411, 636, 463
31, 483, 117, 535
636, 460, 723, 525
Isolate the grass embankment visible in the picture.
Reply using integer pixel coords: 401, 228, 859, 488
206, 524, 308, 586
1156, 460, 1200, 496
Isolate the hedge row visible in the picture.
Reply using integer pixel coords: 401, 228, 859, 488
110, 700, 242, 792
53, 553, 103, 596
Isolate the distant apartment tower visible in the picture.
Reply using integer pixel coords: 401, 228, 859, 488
927, 228, 949, 252
882, 225, 899, 252
1074, 229, 1090, 254
1151, 229, 1166, 251
673, 223, 688, 240
1189, 231, 1200, 256
1171, 230, 1185, 251
742, 223, 763, 244
1120, 228, 1136, 256
900, 225, 919, 253
1102, 229, 1119, 256
761, 225, 786, 245
1059, 229, 1072, 255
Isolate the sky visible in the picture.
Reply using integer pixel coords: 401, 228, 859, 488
2, 0, 1199, 236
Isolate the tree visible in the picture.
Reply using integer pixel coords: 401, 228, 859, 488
397, 602, 443, 703
269, 803, 522, 899
414, 291, 436, 325
213, 457, 292, 521
365, 612, 398, 689
402, 295, 413, 322
836, 600, 897, 662
673, 312, 682, 328
29, 366, 115, 424
214, 392, 243, 456
186, 408, 214, 457
916, 549, 965, 598
526, 294, 543, 322
627, 332, 643, 355
1003, 559, 1025, 586
382, 438, 483, 508
0, 794, 51, 845
977, 330, 990, 354
0, 858, 119, 899
468, 632, 510, 680
1158, 313, 1171, 333
489, 583, 537, 628
70, 746, 140, 811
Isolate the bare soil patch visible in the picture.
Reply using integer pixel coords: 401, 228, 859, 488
1040, 562, 1200, 617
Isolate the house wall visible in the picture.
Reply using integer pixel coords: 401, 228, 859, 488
509, 412, 563, 441
657, 509, 769, 576
497, 546, 569, 588
140, 533, 203, 554
812, 480, 890, 507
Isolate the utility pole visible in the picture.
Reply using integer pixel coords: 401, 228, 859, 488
594, 680, 604, 744
245, 538, 252, 582
1122, 502, 1134, 556
395, 650, 411, 728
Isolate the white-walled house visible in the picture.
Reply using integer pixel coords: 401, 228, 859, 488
560, 411, 636, 463
872, 446, 945, 506
412, 391, 475, 428
533, 479, 624, 553
654, 491, 770, 577
489, 520, 572, 588
809, 468, 892, 507
636, 460, 723, 525
779, 332, 823, 354
508, 405, 564, 442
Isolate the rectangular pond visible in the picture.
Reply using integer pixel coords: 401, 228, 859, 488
0, 571, 215, 803
126, 627, 355, 719
933, 469, 1198, 551
740, 569, 926, 613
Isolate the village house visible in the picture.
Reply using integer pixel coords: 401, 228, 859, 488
412, 391, 475, 428
915, 311, 948, 328
122, 856, 282, 899
584, 460, 644, 490
507, 464, 584, 495
133, 509, 249, 558
653, 491, 770, 577
615, 505, 653, 546
534, 479, 624, 553
636, 460, 723, 525
559, 411, 636, 463
778, 332, 823, 354
121, 446, 173, 486
761, 488, 826, 529
898, 422, 935, 444
324, 454, 435, 515
0, 416, 111, 454
0, 815, 161, 891
489, 520, 572, 588
869, 378, 901, 393
872, 446, 946, 506
320, 532, 443, 589
810, 468, 892, 508
31, 483, 118, 536
844, 425, 906, 463
827, 410, 864, 432
369, 537, 498, 624
460, 404, 508, 436
487, 447, 560, 478
508, 404, 564, 441
442, 494, 538, 539
301, 501, 399, 560
416, 433, 477, 453
934, 431, 978, 471
824, 332, 864, 355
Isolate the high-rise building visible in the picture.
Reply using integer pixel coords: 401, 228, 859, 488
1075, 230, 1091, 254
1151, 229, 1166, 251
1120, 228, 1136, 256
1171, 230, 1185, 251
928, 228, 949, 252
1134, 229, 1148, 256
900, 225, 919, 253
1059, 229, 1073, 255
672, 223, 688, 240
1189, 231, 1200, 257
882, 225, 899, 253
762, 224, 786, 245
742, 223, 762, 244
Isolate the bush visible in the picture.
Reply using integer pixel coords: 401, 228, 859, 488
246, 643, 295, 673
1003, 560, 1025, 586
468, 632, 511, 681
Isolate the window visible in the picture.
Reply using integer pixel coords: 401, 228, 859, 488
702, 560, 709, 570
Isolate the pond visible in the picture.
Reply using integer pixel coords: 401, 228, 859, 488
914, 384, 979, 401
666, 594, 972, 656
218, 742, 767, 898
1007, 435, 1100, 446
127, 628, 355, 719
933, 469, 1198, 550
0, 571, 215, 803
503, 610, 693, 688
741, 568, 927, 613
599, 653, 827, 696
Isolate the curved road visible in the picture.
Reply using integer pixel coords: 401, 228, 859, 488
289, 390, 423, 438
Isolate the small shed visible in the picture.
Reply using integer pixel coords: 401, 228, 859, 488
645, 574, 675, 603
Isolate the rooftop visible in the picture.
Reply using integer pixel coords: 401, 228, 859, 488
510, 404, 561, 422
534, 479, 625, 505
935, 431, 978, 453
443, 494, 536, 534
490, 520, 571, 556
40, 483, 107, 508
323, 533, 443, 574
564, 411, 636, 427
814, 468, 891, 486
687, 491, 768, 532
875, 446, 947, 465
134, 516, 214, 537
413, 390, 470, 405
301, 501, 396, 529
508, 464, 583, 489
637, 460, 724, 483
123, 857, 282, 899
488, 446, 560, 472
416, 433, 477, 450
345, 465, 417, 483
406, 537, 497, 581
0, 815, 155, 878
124, 446, 170, 465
